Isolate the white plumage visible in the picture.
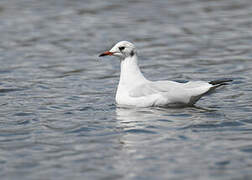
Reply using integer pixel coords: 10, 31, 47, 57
99, 41, 232, 107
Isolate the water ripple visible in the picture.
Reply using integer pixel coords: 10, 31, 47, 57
0, 0, 252, 179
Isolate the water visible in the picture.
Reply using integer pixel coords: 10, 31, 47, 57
0, 0, 252, 179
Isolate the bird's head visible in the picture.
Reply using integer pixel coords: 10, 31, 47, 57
99, 41, 136, 59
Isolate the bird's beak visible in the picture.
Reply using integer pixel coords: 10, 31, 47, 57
99, 51, 114, 57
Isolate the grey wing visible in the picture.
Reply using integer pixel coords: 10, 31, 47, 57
129, 81, 180, 97
129, 80, 213, 104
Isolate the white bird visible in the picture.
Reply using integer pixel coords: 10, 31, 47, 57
99, 41, 232, 107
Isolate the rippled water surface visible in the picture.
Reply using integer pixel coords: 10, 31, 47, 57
0, 0, 252, 179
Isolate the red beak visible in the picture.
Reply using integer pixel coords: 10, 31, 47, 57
99, 51, 113, 57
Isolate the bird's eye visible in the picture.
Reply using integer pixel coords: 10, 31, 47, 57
119, 46, 125, 51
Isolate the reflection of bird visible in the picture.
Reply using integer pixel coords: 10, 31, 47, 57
99, 41, 232, 107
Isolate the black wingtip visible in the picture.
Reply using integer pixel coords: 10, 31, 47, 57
209, 78, 233, 85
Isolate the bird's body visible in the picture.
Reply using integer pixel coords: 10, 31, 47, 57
99, 41, 232, 107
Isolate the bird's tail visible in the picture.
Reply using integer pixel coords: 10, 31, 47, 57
207, 78, 233, 95
209, 78, 233, 86
189, 79, 233, 106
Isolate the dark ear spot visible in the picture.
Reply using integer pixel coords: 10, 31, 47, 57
130, 50, 135, 57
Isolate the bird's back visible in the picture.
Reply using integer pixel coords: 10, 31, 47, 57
115, 80, 213, 107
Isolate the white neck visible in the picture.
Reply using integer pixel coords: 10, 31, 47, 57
118, 55, 147, 86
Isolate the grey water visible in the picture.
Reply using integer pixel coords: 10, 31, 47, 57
0, 0, 252, 179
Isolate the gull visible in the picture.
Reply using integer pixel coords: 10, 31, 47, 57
99, 41, 232, 107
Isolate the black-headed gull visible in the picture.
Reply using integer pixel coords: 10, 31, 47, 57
99, 41, 232, 107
